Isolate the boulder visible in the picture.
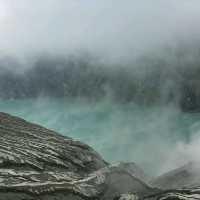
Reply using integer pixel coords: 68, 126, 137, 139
92, 163, 155, 200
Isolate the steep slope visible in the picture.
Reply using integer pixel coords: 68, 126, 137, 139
2, 112, 200, 200
150, 162, 200, 190
0, 112, 107, 200
96, 165, 154, 200
0, 112, 156, 200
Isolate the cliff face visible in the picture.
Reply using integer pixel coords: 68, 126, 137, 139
0, 112, 107, 200
1, 112, 200, 200
0, 112, 154, 200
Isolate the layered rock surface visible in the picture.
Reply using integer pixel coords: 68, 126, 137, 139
0, 112, 107, 199
0, 112, 200, 200
0, 112, 155, 200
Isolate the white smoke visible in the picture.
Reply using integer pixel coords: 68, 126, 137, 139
160, 119, 200, 174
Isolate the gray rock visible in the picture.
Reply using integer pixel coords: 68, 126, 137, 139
92, 164, 155, 200
150, 162, 200, 190
0, 112, 107, 200
0, 112, 156, 200
146, 162, 200, 200
114, 194, 140, 200
145, 188, 200, 200
115, 162, 149, 182
2, 112, 200, 200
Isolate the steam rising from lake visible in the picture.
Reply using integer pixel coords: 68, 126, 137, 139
1, 97, 200, 176
1, 0, 200, 176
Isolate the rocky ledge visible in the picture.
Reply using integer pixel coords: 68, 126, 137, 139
0, 112, 200, 200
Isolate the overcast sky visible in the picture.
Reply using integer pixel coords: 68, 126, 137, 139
0, 0, 200, 61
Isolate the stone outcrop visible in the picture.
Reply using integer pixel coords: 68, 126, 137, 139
0, 112, 154, 200
91, 163, 155, 200
0, 112, 107, 200
147, 162, 200, 200
150, 162, 200, 190
1, 112, 200, 200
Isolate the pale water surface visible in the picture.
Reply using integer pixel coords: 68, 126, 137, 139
0, 98, 200, 176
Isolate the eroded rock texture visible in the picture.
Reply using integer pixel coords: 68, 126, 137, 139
1, 112, 200, 200
0, 112, 107, 200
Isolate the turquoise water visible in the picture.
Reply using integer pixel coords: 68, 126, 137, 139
0, 97, 200, 175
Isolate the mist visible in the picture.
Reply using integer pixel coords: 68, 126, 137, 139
0, 0, 200, 107
1, 0, 200, 176
0, 0, 200, 59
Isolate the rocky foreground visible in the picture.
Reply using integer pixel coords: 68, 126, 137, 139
0, 112, 200, 200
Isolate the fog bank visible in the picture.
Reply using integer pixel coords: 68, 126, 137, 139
0, 0, 200, 61
0, 0, 200, 175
